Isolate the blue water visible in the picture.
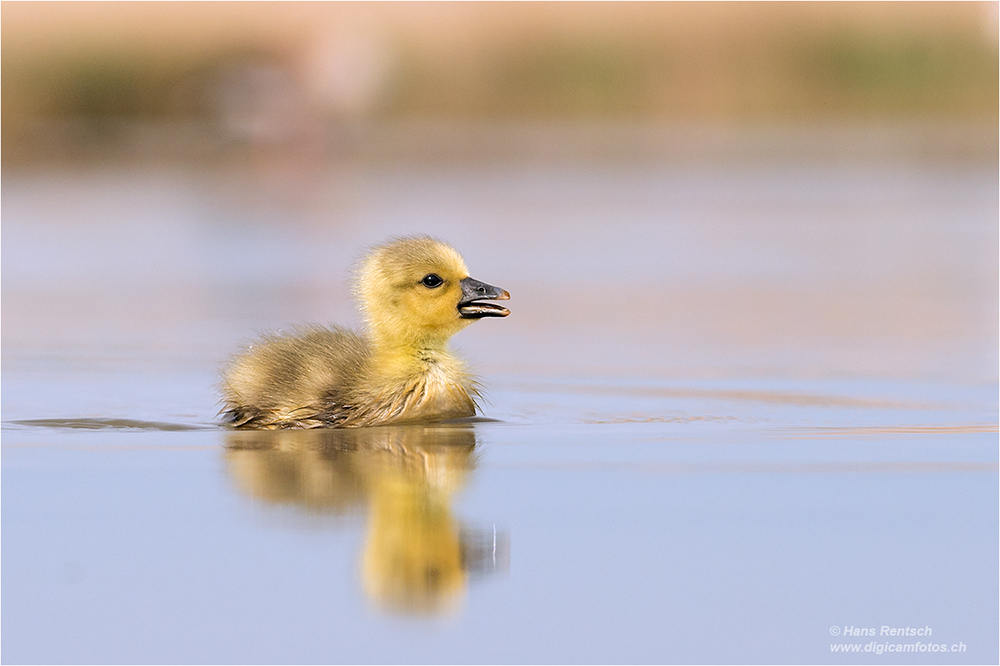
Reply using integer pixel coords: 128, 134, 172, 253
3, 150, 997, 663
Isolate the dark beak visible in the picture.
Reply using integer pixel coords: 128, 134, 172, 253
458, 277, 510, 319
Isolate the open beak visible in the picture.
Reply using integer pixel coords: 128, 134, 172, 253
458, 277, 510, 319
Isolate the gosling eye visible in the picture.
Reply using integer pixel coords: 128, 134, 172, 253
420, 273, 444, 289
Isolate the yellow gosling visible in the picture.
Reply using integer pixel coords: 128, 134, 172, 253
220, 236, 510, 428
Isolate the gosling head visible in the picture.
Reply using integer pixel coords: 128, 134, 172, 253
356, 236, 510, 350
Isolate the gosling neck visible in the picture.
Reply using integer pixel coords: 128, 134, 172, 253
368, 327, 455, 368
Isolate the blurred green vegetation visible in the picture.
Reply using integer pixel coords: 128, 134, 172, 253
490, 42, 654, 116
2, 3, 996, 161
381, 31, 997, 119
800, 31, 999, 115
380, 39, 658, 118
7, 31, 997, 122
54, 57, 172, 119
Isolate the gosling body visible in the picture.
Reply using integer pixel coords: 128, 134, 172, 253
221, 237, 509, 429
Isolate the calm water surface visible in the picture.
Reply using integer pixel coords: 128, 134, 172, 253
3, 152, 997, 664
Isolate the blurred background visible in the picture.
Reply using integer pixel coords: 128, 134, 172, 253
2, 1, 997, 412
3, 1, 997, 165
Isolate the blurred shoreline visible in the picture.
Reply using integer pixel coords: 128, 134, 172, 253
5, 119, 998, 169
4, 2, 996, 167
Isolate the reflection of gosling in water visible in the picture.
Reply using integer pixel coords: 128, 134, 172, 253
361, 461, 467, 614
221, 236, 510, 429
224, 427, 508, 615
